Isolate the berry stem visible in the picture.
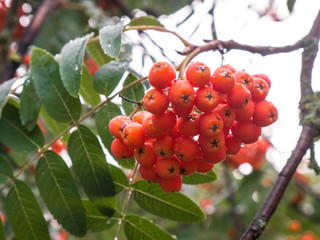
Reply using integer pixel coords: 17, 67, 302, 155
116, 163, 139, 238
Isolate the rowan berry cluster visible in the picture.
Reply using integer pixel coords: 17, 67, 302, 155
109, 61, 278, 193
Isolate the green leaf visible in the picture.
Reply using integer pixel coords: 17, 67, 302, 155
95, 102, 121, 153
9, 150, 29, 167
124, 215, 175, 240
19, 77, 41, 131
87, 41, 113, 66
0, 215, 5, 240
115, 158, 135, 170
0, 154, 13, 184
93, 61, 128, 96
5, 180, 50, 240
36, 151, 87, 237
182, 170, 218, 185
0, 103, 44, 153
132, 180, 205, 223
68, 125, 116, 215
79, 66, 100, 107
83, 200, 118, 232
121, 73, 145, 115
126, 16, 164, 27
287, 0, 296, 12
109, 164, 129, 193
60, 33, 94, 97
30, 47, 81, 123
99, 22, 123, 58
40, 108, 69, 143
0, 78, 16, 118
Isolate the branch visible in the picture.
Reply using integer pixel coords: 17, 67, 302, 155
241, 125, 315, 239
241, 9, 320, 240
0, 0, 60, 84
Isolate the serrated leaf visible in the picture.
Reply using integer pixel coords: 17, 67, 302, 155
287, 0, 296, 12
0, 103, 44, 153
124, 214, 175, 240
99, 22, 123, 58
30, 47, 81, 123
109, 164, 129, 193
79, 66, 100, 107
87, 41, 113, 66
5, 180, 50, 240
36, 151, 87, 237
132, 180, 205, 223
122, 73, 145, 115
182, 170, 218, 185
60, 33, 94, 97
40, 108, 69, 143
0, 154, 13, 184
126, 16, 163, 27
19, 77, 41, 131
0, 78, 16, 118
83, 200, 119, 232
0, 216, 5, 240
95, 102, 122, 152
68, 125, 116, 215
93, 61, 128, 96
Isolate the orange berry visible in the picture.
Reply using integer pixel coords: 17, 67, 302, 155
122, 122, 145, 148
186, 61, 211, 87
148, 61, 176, 89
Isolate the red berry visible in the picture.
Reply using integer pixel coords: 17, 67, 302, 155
109, 115, 131, 139
215, 104, 236, 128
231, 121, 261, 144
143, 88, 169, 115
153, 135, 175, 158
211, 68, 235, 94
177, 111, 200, 137
197, 155, 214, 173
111, 138, 134, 159
152, 109, 177, 132
148, 61, 176, 89
132, 111, 150, 124
142, 114, 165, 139
186, 61, 211, 87
203, 146, 227, 164
139, 165, 160, 183
51, 140, 66, 154
225, 134, 242, 155
122, 122, 145, 148
159, 175, 182, 193
253, 73, 271, 89
134, 141, 157, 167
220, 64, 236, 73
227, 82, 251, 109
235, 99, 255, 122
198, 112, 224, 137
179, 158, 199, 176
251, 77, 269, 102
198, 133, 225, 154
253, 100, 278, 127
194, 86, 220, 112
174, 136, 199, 162
155, 156, 181, 179
234, 70, 254, 92
168, 80, 195, 109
